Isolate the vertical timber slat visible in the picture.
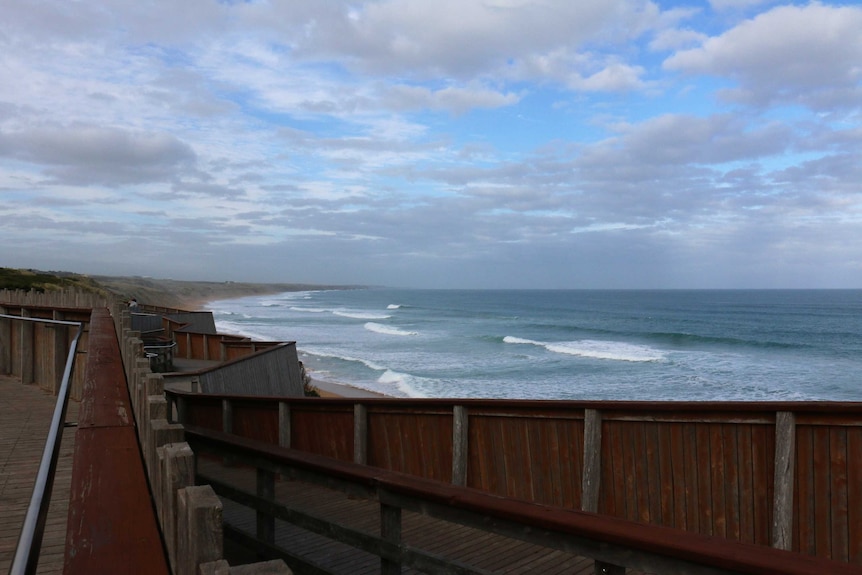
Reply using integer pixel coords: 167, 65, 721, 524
380, 501, 402, 575
257, 468, 276, 545
452, 405, 469, 486
772, 411, 796, 550
354, 403, 368, 465
279, 401, 291, 448
582, 408, 602, 513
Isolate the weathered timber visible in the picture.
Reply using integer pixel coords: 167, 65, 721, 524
177, 485, 223, 575
65, 308, 168, 575
186, 424, 862, 575
168, 391, 862, 566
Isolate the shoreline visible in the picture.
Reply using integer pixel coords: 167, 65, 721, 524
310, 376, 389, 398
195, 292, 390, 399
95, 274, 364, 311
126, 281, 386, 399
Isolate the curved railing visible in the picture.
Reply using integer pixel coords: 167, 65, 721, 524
4, 313, 84, 575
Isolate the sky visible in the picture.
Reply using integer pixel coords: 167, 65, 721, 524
1, 0, 861, 289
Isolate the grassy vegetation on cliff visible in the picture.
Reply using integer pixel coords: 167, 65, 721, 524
0, 267, 362, 309
92, 275, 357, 309
0, 267, 108, 295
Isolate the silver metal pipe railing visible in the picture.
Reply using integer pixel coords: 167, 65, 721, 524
3, 313, 85, 575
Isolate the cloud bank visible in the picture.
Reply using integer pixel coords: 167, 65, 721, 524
1, 0, 860, 288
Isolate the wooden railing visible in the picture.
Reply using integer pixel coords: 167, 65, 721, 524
4, 313, 83, 575
113, 307, 292, 575
0, 303, 92, 400
183, 423, 862, 575
165, 391, 862, 565
173, 330, 284, 363
65, 308, 170, 575
0, 290, 291, 574
0, 288, 107, 310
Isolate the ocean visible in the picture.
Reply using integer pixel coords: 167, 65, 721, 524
206, 289, 862, 401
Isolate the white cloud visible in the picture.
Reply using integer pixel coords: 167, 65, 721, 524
382, 84, 521, 114
0, 125, 196, 184
0, 0, 860, 287
236, 0, 661, 92
665, 3, 862, 109
649, 28, 708, 52
573, 61, 647, 91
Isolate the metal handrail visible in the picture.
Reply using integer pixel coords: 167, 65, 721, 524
3, 313, 85, 575
143, 341, 177, 351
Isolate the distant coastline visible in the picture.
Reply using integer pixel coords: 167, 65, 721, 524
93, 274, 365, 310
95, 275, 383, 398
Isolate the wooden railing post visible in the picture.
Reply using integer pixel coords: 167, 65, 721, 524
452, 405, 468, 486
148, 401, 169, 467
177, 485, 223, 575
222, 399, 233, 434
134, 357, 149, 427
145, 374, 167, 428
149, 420, 185, 481
175, 394, 187, 424
257, 468, 276, 545
583, 409, 622, 575
278, 401, 291, 448
380, 502, 402, 575
20, 308, 33, 384
51, 310, 67, 395
0, 311, 11, 374
354, 403, 368, 465
161, 442, 195, 574
772, 411, 796, 550
582, 408, 602, 513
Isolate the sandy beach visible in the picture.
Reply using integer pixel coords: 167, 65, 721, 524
310, 377, 389, 398
95, 274, 384, 398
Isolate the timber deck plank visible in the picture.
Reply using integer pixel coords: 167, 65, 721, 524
204, 459, 641, 574
0, 374, 78, 575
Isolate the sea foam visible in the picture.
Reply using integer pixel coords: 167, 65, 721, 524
365, 322, 417, 336
334, 310, 392, 320
301, 348, 387, 372
377, 369, 427, 397
505, 336, 664, 362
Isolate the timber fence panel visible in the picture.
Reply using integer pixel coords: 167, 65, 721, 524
165, 392, 862, 567
366, 404, 454, 482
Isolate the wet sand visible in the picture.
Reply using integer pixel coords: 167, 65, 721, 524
310, 376, 389, 398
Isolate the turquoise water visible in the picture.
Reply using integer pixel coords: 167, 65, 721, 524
206, 289, 862, 401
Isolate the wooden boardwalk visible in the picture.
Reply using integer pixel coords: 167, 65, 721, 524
0, 375, 79, 575
204, 459, 622, 574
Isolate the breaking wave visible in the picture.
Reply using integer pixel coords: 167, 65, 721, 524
504, 336, 664, 362
365, 323, 417, 336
